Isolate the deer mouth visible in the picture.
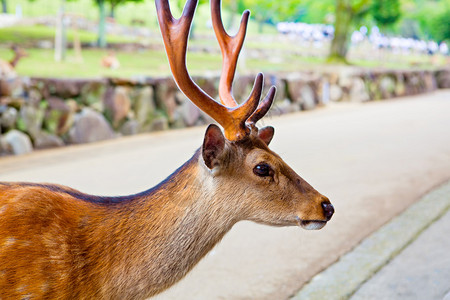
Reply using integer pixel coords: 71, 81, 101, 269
300, 220, 327, 230
295, 217, 327, 230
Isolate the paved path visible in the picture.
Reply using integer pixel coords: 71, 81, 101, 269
294, 180, 450, 300
352, 206, 450, 300
1, 90, 450, 299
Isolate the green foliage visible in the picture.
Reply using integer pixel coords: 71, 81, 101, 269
371, 0, 401, 28
300, 0, 335, 24
0, 25, 136, 45
236, 0, 303, 30
384, 0, 450, 41
91, 0, 144, 47
106, 0, 145, 18
328, 0, 372, 63
108, 0, 144, 9
428, 6, 450, 42
408, 0, 450, 42
175, 0, 207, 11
236, 0, 336, 25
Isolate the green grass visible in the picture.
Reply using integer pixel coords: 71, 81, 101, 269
7, 48, 169, 78
0, 25, 140, 45
2, 46, 328, 78
11, 0, 276, 34
1, 43, 440, 79
14, 0, 144, 27
5, 48, 222, 78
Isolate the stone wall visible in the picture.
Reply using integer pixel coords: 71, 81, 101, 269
0, 68, 449, 155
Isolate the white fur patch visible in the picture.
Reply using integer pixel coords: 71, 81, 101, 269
301, 221, 326, 230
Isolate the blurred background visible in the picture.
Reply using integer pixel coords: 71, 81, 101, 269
0, 0, 449, 78
0, 0, 449, 154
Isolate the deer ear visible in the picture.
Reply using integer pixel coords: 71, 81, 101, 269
202, 124, 226, 170
258, 126, 274, 145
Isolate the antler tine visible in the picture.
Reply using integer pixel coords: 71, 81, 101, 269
211, 0, 249, 107
211, 0, 274, 130
219, 73, 263, 141
156, 0, 261, 141
239, 72, 264, 125
155, 0, 223, 120
246, 86, 276, 128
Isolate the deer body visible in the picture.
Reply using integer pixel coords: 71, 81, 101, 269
101, 52, 120, 69
0, 0, 333, 298
0, 137, 329, 299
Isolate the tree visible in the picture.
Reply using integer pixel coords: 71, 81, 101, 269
371, 0, 401, 29
96, 0, 107, 48
328, 0, 371, 64
412, 0, 450, 42
429, 6, 450, 42
107, 0, 144, 19
1, 0, 7, 13
55, 0, 67, 61
237, 0, 300, 33
94, 0, 146, 48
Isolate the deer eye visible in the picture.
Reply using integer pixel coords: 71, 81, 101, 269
253, 163, 273, 177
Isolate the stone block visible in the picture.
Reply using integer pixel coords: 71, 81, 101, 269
131, 86, 155, 127
0, 129, 33, 155
435, 69, 450, 89
18, 104, 45, 138
33, 132, 64, 149
104, 86, 131, 128
0, 106, 18, 129
80, 80, 107, 107
329, 84, 343, 102
68, 108, 115, 144
299, 84, 316, 110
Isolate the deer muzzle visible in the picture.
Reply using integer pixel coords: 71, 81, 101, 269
294, 199, 334, 230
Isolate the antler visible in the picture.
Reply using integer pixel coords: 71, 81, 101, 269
155, 0, 275, 141
210, 0, 248, 107
211, 0, 276, 130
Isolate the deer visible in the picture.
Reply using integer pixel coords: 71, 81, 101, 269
101, 51, 120, 69
0, 0, 334, 299
0, 46, 28, 78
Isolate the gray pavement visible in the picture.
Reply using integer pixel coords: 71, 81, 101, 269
1, 90, 450, 299
352, 208, 450, 300
293, 180, 450, 300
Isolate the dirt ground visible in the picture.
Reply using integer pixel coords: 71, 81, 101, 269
1, 90, 449, 299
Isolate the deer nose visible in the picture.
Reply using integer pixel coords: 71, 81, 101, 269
321, 202, 334, 221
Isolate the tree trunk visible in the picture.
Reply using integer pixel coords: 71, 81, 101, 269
97, 0, 107, 48
1, 0, 7, 13
328, 0, 353, 63
109, 4, 115, 19
54, 0, 67, 62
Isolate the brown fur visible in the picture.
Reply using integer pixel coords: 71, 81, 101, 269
8, 47, 27, 69
0, 131, 331, 299
101, 52, 120, 69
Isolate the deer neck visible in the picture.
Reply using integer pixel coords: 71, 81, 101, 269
94, 150, 239, 298
9, 53, 22, 68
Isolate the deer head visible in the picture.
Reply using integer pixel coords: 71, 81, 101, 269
156, 0, 334, 229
